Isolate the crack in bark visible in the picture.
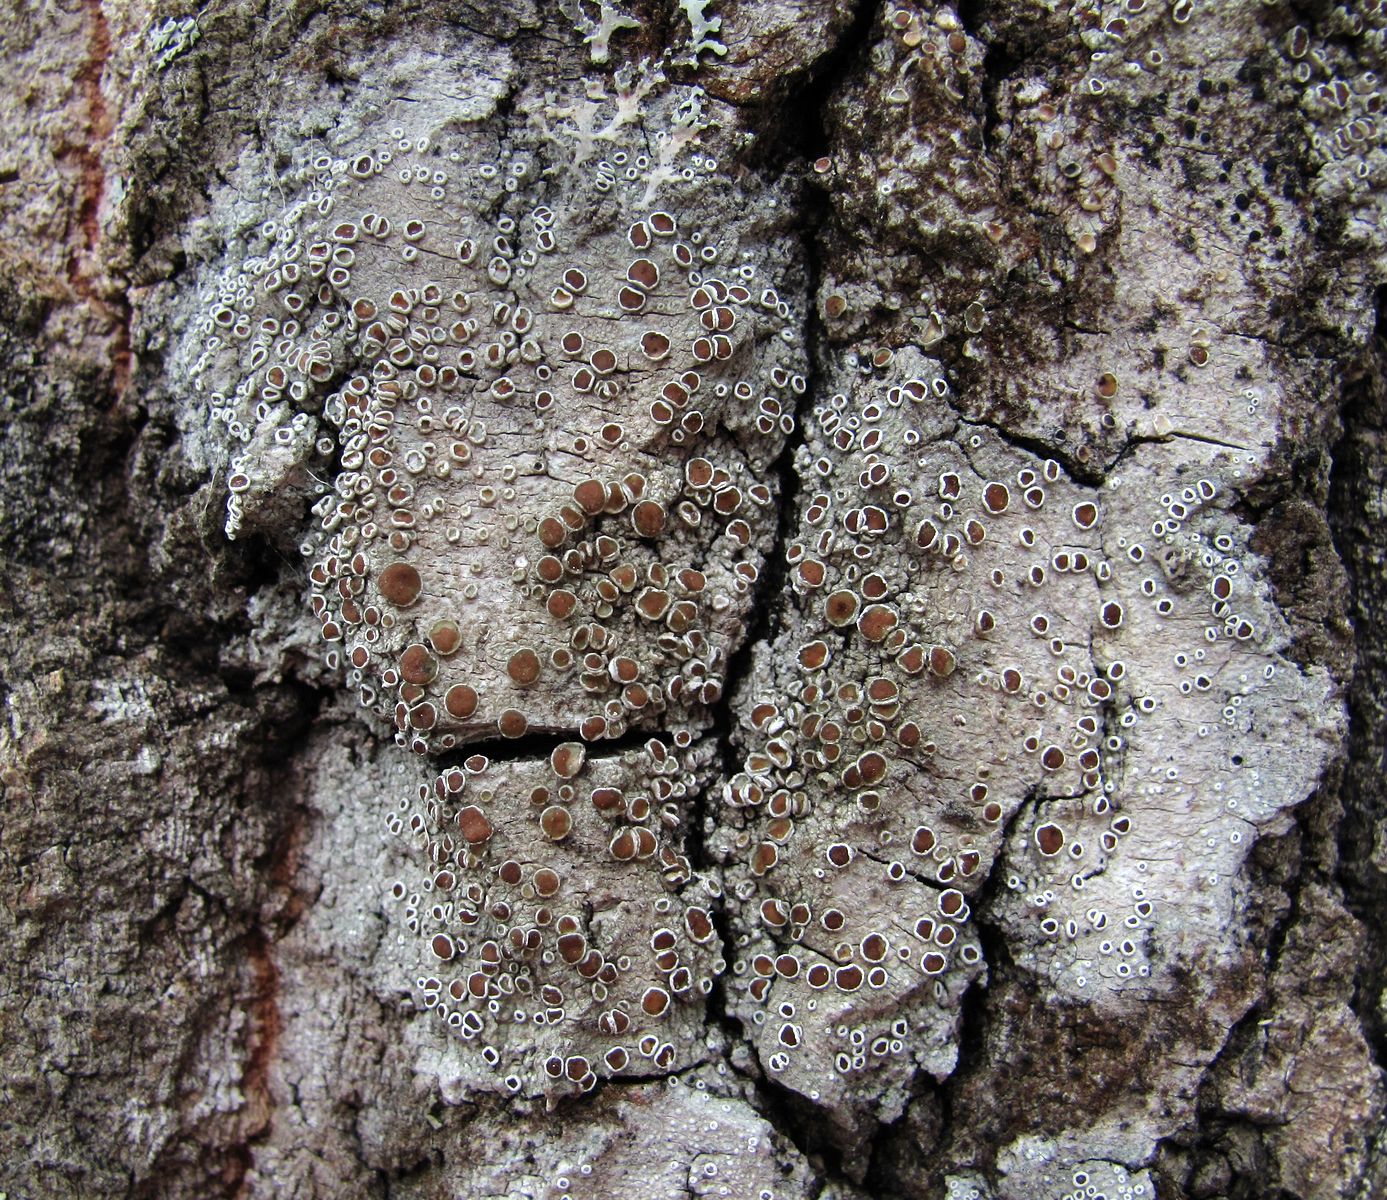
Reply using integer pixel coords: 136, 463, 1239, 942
1145, 788, 1321, 1198
1328, 283, 1387, 1076
956, 0, 1027, 156
670, 2, 912, 1185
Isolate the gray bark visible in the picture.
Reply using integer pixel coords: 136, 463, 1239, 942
2, 1, 1385, 1198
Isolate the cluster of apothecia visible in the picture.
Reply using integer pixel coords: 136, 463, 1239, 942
716, 345, 1305, 1112
186, 73, 808, 1097
188, 84, 803, 754
389, 735, 728, 1095
185, 18, 1327, 1112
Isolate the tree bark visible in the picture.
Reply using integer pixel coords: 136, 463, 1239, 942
2, 2, 1384, 1198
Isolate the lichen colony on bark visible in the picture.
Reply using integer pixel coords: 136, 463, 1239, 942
1, 1, 1385, 1198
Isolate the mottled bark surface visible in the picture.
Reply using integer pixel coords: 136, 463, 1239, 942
2, 2, 1385, 1198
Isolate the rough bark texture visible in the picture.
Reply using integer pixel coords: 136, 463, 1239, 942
2, 2, 1385, 1198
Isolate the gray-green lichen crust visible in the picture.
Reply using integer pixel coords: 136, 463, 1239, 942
718, 344, 1333, 1133
183, 36, 809, 1101
175, 0, 1363, 1173
794, 0, 1381, 1190
186, 71, 804, 753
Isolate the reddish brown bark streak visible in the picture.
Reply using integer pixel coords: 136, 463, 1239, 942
58, 0, 131, 393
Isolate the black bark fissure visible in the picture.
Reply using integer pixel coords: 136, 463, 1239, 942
1329, 284, 1387, 1071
